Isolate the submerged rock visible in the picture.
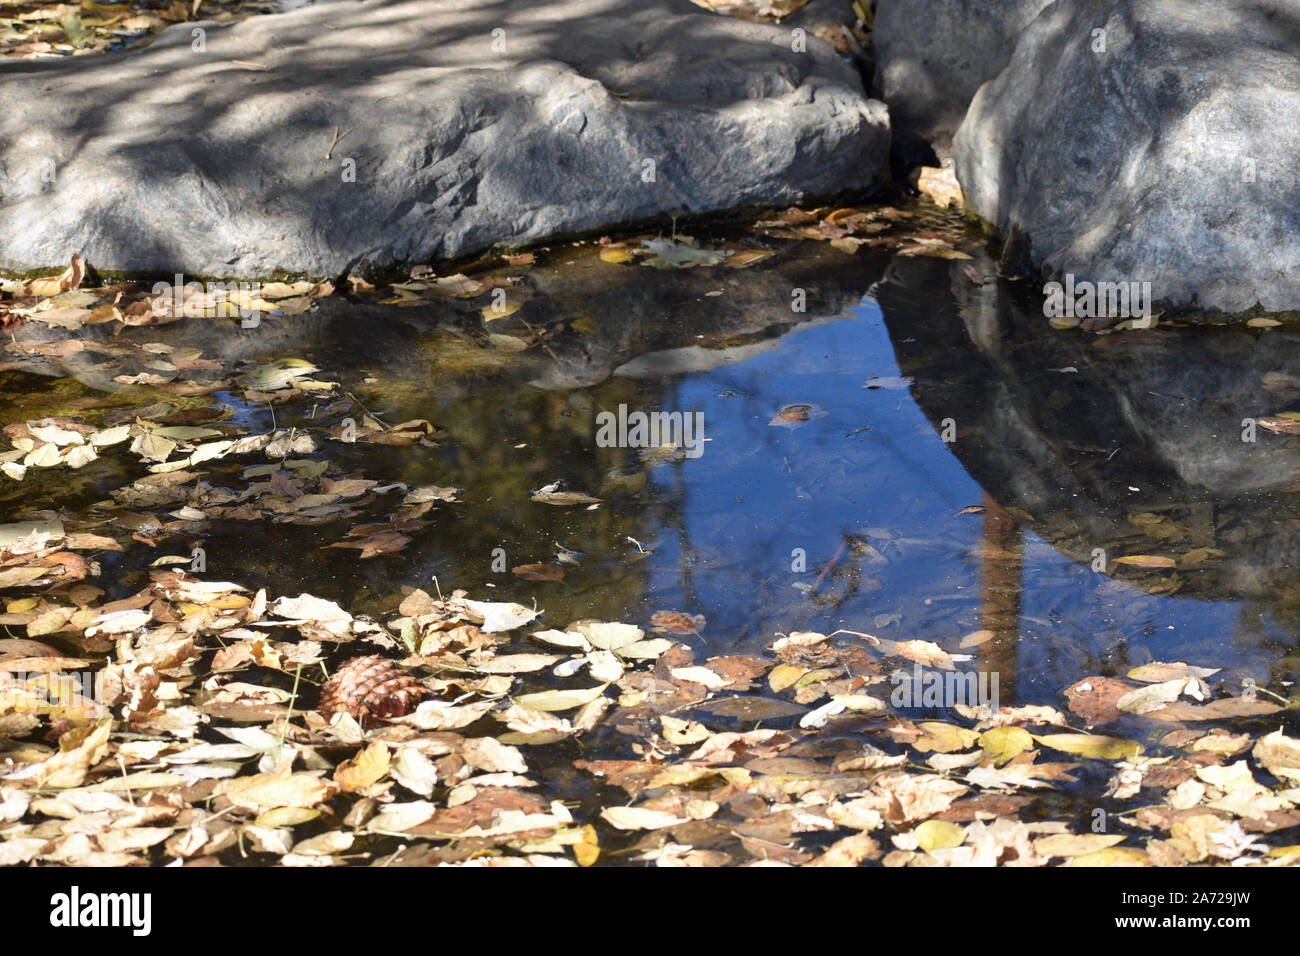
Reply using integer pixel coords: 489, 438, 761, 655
953, 0, 1300, 314
0, 0, 889, 278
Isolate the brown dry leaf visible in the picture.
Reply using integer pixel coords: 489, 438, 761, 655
1127, 661, 1220, 682
1258, 416, 1300, 435
703, 656, 768, 686
806, 832, 882, 866
1063, 676, 1133, 726
1112, 554, 1177, 569
511, 564, 565, 582
1143, 697, 1281, 722
767, 403, 825, 429
328, 531, 410, 559
26, 254, 85, 298
973, 705, 1069, 730
120, 665, 164, 722
854, 772, 970, 825
649, 610, 706, 634
8, 719, 111, 789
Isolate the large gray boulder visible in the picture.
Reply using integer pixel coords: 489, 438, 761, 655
871, 0, 1053, 150
954, 0, 1300, 314
0, 0, 889, 279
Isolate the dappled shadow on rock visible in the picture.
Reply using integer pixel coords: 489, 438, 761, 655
0, 0, 887, 278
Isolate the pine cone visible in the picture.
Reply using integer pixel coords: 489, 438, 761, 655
319, 655, 431, 725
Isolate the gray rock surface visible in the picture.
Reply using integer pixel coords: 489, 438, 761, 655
872, 0, 1052, 150
954, 0, 1300, 314
0, 0, 889, 278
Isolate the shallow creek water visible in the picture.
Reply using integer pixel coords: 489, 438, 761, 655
2, 211, 1299, 864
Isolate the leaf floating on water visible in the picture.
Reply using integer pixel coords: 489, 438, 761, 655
767, 403, 826, 429
514, 685, 609, 712
1034, 833, 1126, 858
512, 564, 565, 582
217, 766, 336, 813
694, 696, 806, 721
894, 640, 954, 670
620, 638, 676, 660
530, 486, 602, 506
1033, 733, 1143, 761
636, 238, 732, 269
649, 610, 705, 635
914, 819, 967, 852
460, 599, 538, 633
571, 621, 643, 650
404, 485, 460, 504
1257, 416, 1300, 435
1115, 678, 1191, 715
327, 531, 410, 559
601, 806, 689, 830
1061, 847, 1151, 867
978, 726, 1034, 765
334, 740, 390, 793
474, 654, 561, 674
661, 715, 710, 745
1253, 730, 1300, 783
1127, 661, 1221, 683
529, 629, 592, 651
1112, 554, 1176, 569
913, 722, 980, 754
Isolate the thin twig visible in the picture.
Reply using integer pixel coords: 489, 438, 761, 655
325, 126, 351, 160
808, 535, 849, 596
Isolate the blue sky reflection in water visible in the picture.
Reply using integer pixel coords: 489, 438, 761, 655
601, 295, 1289, 712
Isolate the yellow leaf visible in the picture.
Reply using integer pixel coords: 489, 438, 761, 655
978, 726, 1034, 765
1034, 833, 1125, 857
334, 740, 391, 792
1034, 733, 1143, 761
915, 819, 965, 852
660, 715, 709, 746
573, 824, 600, 866
1063, 847, 1151, 867
913, 721, 979, 753
768, 663, 807, 693
219, 766, 336, 812
255, 807, 320, 828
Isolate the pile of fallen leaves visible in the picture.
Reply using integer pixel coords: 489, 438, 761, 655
3, 523, 1300, 866
0, 0, 274, 60
751, 204, 976, 260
